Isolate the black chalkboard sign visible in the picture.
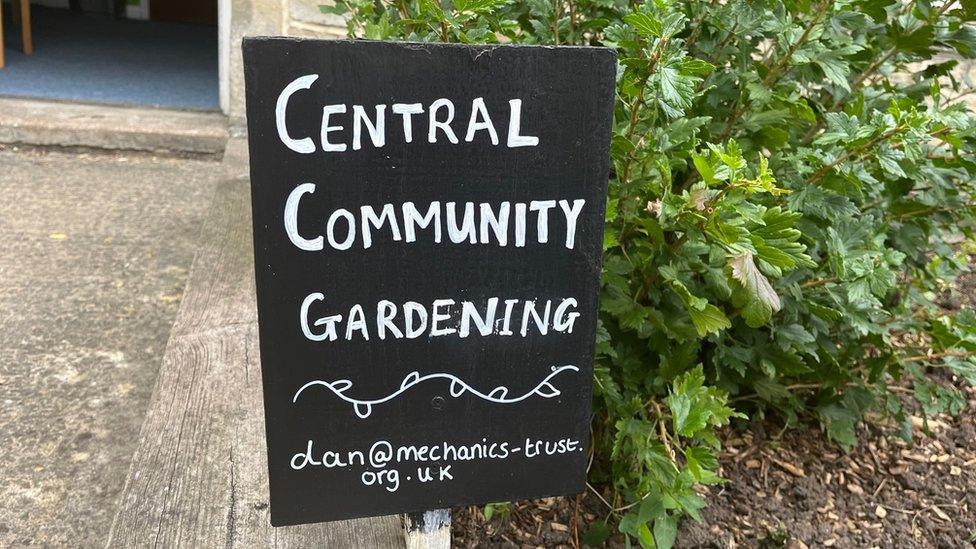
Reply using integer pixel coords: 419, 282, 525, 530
242, 37, 616, 527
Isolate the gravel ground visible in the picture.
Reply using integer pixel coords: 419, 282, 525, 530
0, 146, 219, 547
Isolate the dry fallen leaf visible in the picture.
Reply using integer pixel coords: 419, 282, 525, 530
910, 415, 949, 431
902, 451, 928, 463
889, 464, 909, 475
770, 457, 806, 477
730, 252, 781, 312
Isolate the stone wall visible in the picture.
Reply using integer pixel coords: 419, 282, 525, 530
224, 2, 976, 127
226, 0, 346, 129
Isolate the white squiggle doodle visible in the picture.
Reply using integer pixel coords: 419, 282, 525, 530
293, 365, 580, 418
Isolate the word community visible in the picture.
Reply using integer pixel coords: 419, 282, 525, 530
285, 183, 586, 252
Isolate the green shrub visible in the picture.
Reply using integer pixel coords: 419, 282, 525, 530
321, 0, 976, 545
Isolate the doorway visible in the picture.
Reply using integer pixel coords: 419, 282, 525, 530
0, 0, 220, 111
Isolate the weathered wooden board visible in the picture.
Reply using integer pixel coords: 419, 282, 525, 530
107, 179, 404, 547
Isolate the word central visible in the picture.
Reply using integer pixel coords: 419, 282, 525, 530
285, 183, 586, 251
276, 74, 540, 153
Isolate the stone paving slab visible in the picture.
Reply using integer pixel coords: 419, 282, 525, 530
0, 146, 219, 547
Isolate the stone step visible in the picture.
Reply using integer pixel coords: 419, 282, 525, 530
0, 97, 228, 156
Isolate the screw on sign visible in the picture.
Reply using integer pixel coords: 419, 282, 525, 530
242, 38, 616, 534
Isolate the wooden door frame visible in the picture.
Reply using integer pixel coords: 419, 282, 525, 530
218, 0, 229, 114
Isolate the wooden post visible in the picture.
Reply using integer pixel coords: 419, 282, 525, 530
20, 0, 33, 56
0, 0, 5, 69
404, 509, 451, 549
8, 0, 31, 56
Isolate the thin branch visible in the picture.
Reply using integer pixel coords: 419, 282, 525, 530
805, 124, 906, 185
945, 87, 976, 106
762, 1, 829, 87
685, 0, 721, 49
901, 350, 976, 363
800, 277, 838, 288
716, 2, 828, 142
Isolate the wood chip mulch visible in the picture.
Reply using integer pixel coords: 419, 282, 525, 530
453, 392, 976, 548
451, 267, 976, 548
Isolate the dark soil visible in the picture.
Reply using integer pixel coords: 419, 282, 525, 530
453, 264, 976, 548
676, 407, 976, 548
453, 398, 976, 548
453, 495, 601, 548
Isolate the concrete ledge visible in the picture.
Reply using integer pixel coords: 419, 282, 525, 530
0, 97, 228, 155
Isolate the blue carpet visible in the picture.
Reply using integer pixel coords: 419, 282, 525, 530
0, 6, 218, 110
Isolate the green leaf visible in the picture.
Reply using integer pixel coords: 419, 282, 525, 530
623, 12, 661, 38
861, 0, 896, 22
655, 64, 697, 118
894, 25, 934, 54
637, 493, 665, 524
637, 522, 656, 548
816, 56, 851, 92
684, 446, 721, 484
363, 11, 394, 39
729, 252, 781, 327
653, 515, 678, 549
603, 228, 619, 250
583, 520, 612, 547
946, 358, 976, 385
678, 58, 715, 77
454, 0, 506, 13
692, 152, 716, 185
688, 304, 732, 337
753, 378, 790, 401
673, 492, 707, 522
418, 0, 445, 18
658, 12, 686, 38
319, 2, 348, 15
819, 389, 875, 450
706, 220, 749, 246
877, 148, 906, 178
667, 366, 739, 437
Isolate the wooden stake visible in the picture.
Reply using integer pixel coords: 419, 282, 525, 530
20, 0, 33, 56
404, 509, 451, 549
0, 0, 6, 68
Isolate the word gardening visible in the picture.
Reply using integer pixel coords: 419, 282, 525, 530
300, 294, 581, 342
